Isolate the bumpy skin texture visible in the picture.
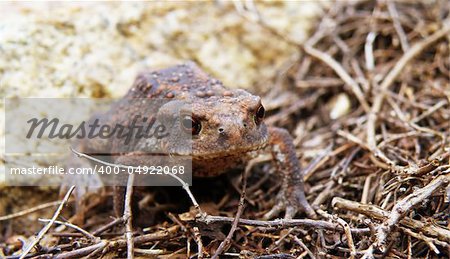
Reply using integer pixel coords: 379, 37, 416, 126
76, 62, 316, 219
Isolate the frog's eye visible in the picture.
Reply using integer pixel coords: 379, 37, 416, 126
181, 115, 202, 135
254, 104, 265, 125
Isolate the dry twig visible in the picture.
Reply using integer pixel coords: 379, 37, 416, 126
19, 186, 75, 259
0, 201, 63, 221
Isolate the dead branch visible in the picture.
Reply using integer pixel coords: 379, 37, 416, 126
332, 195, 450, 244
124, 173, 135, 259
19, 186, 75, 259
0, 201, 63, 222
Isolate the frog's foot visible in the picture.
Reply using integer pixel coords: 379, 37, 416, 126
263, 187, 316, 220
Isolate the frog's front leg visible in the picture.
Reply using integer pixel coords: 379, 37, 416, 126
264, 127, 317, 219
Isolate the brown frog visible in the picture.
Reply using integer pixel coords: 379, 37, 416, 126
70, 62, 316, 219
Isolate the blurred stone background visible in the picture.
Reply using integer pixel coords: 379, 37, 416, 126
0, 2, 326, 98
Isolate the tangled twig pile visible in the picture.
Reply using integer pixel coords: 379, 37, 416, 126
271, 0, 450, 257
1, 1, 449, 258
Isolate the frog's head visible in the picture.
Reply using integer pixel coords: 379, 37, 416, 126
191, 89, 268, 159
131, 62, 269, 161
157, 89, 269, 160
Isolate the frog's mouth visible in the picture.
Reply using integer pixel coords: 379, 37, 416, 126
163, 133, 269, 160
191, 138, 269, 160
164, 139, 268, 159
